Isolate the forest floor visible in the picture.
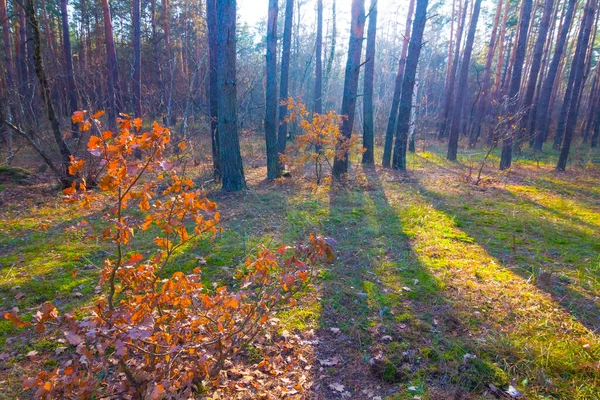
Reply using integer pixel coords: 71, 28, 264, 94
0, 138, 599, 399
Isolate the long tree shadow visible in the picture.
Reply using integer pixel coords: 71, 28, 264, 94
304, 166, 521, 399
413, 182, 600, 334
356, 164, 599, 398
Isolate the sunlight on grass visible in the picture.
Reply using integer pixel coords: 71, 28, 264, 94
380, 181, 600, 398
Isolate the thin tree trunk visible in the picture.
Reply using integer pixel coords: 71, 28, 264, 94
504, 0, 527, 94
16, 4, 29, 105
207, 0, 220, 179
132, 0, 142, 117
217, 0, 246, 190
0, 0, 15, 162
447, 0, 482, 161
527, 0, 561, 146
161, 0, 173, 126
493, 0, 511, 93
60, 0, 79, 137
437, 0, 468, 140
332, 0, 366, 177
265, 0, 280, 179
314, 0, 323, 115
557, 0, 596, 170
277, 0, 294, 155
324, 0, 336, 108
469, 0, 503, 147
101, 0, 120, 131
499, 0, 533, 170
553, 1, 588, 150
515, 0, 554, 151
24, 0, 73, 186
392, 0, 429, 170
382, 0, 415, 166
533, 0, 576, 150
445, 0, 456, 90
362, 0, 377, 164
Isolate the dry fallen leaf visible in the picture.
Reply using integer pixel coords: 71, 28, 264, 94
319, 357, 340, 366
329, 382, 345, 392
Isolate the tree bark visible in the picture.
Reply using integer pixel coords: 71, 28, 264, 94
493, 0, 511, 94
447, 0, 482, 161
24, 0, 73, 186
499, 0, 533, 170
60, 0, 79, 137
362, 0, 377, 164
277, 0, 294, 155
16, 3, 29, 103
207, 0, 220, 179
132, 0, 142, 117
324, 0, 336, 109
553, 0, 587, 150
332, 0, 366, 177
468, 0, 503, 147
161, 0, 173, 126
515, 0, 554, 151
391, 0, 429, 170
557, 0, 596, 170
314, 0, 323, 115
217, 0, 246, 190
533, 0, 577, 150
101, 0, 121, 131
265, 0, 280, 179
382, 0, 415, 166
437, 0, 468, 140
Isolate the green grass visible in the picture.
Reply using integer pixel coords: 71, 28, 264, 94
1, 143, 599, 399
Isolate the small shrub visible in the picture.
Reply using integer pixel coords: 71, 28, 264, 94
281, 98, 358, 185
5, 112, 334, 399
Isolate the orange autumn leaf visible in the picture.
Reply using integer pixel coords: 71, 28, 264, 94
72, 110, 85, 124
133, 118, 142, 130
91, 110, 105, 119
4, 308, 30, 328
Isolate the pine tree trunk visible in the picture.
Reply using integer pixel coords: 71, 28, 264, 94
553, 1, 588, 150
60, 0, 79, 137
101, 0, 120, 131
533, 0, 576, 150
314, 0, 323, 115
265, 0, 280, 179
207, 0, 220, 179
447, 0, 482, 161
0, 0, 15, 161
332, 0, 366, 177
437, 0, 468, 141
1, 0, 15, 108
362, 0, 377, 165
277, 0, 294, 155
132, 0, 142, 117
24, 0, 73, 186
499, 0, 533, 170
392, 0, 429, 170
161, 0, 173, 126
382, 0, 415, 166
16, 4, 29, 104
324, 0, 336, 109
516, 0, 554, 151
217, 0, 246, 190
493, 0, 510, 94
469, 0, 503, 147
527, 0, 561, 146
445, 0, 456, 91
557, 0, 596, 170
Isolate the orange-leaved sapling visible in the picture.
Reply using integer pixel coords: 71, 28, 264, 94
5, 111, 335, 399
